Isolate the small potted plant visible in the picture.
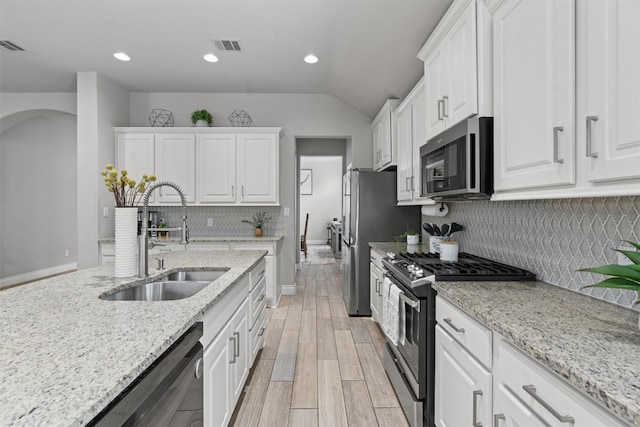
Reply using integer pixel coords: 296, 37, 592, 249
242, 211, 272, 237
394, 228, 420, 245
191, 109, 212, 127
579, 241, 640, 329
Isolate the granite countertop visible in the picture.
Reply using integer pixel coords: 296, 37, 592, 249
0, 250, 266, 426
98, 235, 284, 244
369, 241, 640, 426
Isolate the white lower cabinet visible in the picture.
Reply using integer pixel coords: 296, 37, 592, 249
369, 249, 384, 324
493, 336, 626, 427
203, 312, 235, 427
233, 241, 281, 307
435, 297, 492, 427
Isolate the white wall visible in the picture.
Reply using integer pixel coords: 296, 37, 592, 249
300, 156, 343, 243
130, 92, 372, 290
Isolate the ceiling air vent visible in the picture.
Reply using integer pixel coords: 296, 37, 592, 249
0, 40, 25, 51
213, 39, 243, 52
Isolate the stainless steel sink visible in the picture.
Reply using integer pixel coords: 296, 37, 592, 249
101, 269, 228, 301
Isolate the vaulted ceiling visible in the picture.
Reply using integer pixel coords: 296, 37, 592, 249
0, 0, 452, 118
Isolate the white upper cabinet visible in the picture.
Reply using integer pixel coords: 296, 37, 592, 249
116, 133, 156, 204
490, 0, 640, 199
197, 134, 237, 203
491, 0, 576, 191
419, 0, 492, 142
371, 99, 401, 171
156, 133, 196, 203
115, 127, 281, 206
578, 0, 640, 184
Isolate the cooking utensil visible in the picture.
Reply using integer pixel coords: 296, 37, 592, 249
449, 222, 463, 235
433, 224, 442, 236
441, 224, 450, 236
422, 223, 435, 236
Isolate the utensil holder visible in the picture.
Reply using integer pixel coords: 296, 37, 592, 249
429, 235, 449, 254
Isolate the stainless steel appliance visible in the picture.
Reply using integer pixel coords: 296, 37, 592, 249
330, 220, 343, 257
382, 250, 535, 427
341, 169, 420, 316
88, 324, 203, 426
420, 117, 493, 201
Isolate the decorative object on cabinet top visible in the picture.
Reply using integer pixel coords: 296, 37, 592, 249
148, 109, 175, 127
228, 110, 252, 127
191, 109, 212, 127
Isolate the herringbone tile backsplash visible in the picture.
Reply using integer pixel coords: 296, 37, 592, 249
423, 196, 640, 311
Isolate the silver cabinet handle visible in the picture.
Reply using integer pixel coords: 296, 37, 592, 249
258, 294, 266, 302
234, 332, 240, 358
553, 126, 564, 163
437, 99, 444, 120
241, 185, 245, 198
443, 317, 465, 333
442, 96, 449, 118
231, 185, 235, 197
229, 335, 237, 363
195, 358, 203, 380
411, 176, 415, 191
493, 414, 505, 427
473, 390, 483, 427
522, 385, 575, 424
405, 177, 410, 191
258, 327, 266, 337
586, 116, 599, 158
375, 278, 380, 294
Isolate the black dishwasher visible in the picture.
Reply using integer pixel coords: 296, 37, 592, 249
88, 323, 203, 427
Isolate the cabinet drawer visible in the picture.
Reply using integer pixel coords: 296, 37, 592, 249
250, 309, 266, 363
250, 259, 267, 291
436, 296, 492, 369
370, 249, 384, 269
201, 276, 249, 349
249, 276, 266, 328
494, 336, 626, 426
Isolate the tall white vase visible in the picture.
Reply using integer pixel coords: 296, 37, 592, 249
115, 207, 138, 278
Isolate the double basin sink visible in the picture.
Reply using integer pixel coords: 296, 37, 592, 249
101, 269, 227, 301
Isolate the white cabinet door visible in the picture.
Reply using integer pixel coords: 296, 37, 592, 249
435, 325, 492, 427
372, 120, 383, 170
424, 47, 448, 141
411, 88, 427, 201
379, 110, 393, 167
444, 0, 478, 127
203, 319, 234, 427
579, 0, 640, 183
197, 134, 237, 203
492, 0, 576, 191
156, 134, 196, 203
369, 262, 382, 323
237, 134, 279, 204
116, 133, 156, 203
395, 103, 414, 202
230, 298, 249, 405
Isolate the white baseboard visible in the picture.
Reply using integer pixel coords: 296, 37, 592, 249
281, 283, 296, 295
0, 263, 77, 289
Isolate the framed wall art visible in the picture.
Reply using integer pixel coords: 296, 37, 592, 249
300, 169, 313, 195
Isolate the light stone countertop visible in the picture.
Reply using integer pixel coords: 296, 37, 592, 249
98, 235, 284, 244
0, 250, 266, 427
370, 241, 640, 426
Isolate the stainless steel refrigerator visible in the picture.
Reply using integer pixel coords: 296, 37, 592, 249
341, 169, 421, 316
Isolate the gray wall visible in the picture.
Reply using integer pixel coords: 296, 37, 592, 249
423, 196, 640, 311
130, 93, 370, 290
0, 112, 77, 278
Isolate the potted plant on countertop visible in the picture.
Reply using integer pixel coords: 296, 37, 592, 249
579, 241, 640, 330
394, 228, 420, 245
191, 109, 212, 127
242, 211, 272, 237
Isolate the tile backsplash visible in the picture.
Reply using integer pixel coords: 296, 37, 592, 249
423, 196, 640, 311
147, 206, 285, 237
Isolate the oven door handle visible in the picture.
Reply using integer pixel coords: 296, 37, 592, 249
383, 272, 421, 312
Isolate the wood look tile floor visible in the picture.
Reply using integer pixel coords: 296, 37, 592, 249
231, 259, 409, 427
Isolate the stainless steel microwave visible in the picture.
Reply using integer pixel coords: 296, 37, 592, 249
420, 117, 493, 201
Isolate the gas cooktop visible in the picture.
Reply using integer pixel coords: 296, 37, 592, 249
382, 251, 536, 290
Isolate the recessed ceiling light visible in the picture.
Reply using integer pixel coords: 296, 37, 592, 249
304, 54, 319, 64
203, 53, 219, 63
113, 52, 130, 61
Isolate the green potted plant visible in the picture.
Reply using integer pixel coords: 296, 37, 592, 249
579, 241, 640, 329
394, 228, 420, 244
191, 109, 212, 127
242, 211, 272, 237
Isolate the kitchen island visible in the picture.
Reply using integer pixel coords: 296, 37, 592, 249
0, 249, 266, 426
370, 241, 640, 426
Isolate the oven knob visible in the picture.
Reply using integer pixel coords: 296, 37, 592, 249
387, 252, 396, 259
414, 269, 424, 277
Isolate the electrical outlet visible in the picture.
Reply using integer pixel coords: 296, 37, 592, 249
207, 218, 213, 227
284, 207, 290, 216
103, 207, 109, 218
616, 245, 636, 266
64, 250, 70, 257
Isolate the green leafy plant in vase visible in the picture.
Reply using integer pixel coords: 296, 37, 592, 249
579, 241, 640, 329
242, 211, 272, 237
191, 109, 212, 127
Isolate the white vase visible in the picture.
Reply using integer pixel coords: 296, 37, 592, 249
115, 207, 138, 278
194, 120, 209, 127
